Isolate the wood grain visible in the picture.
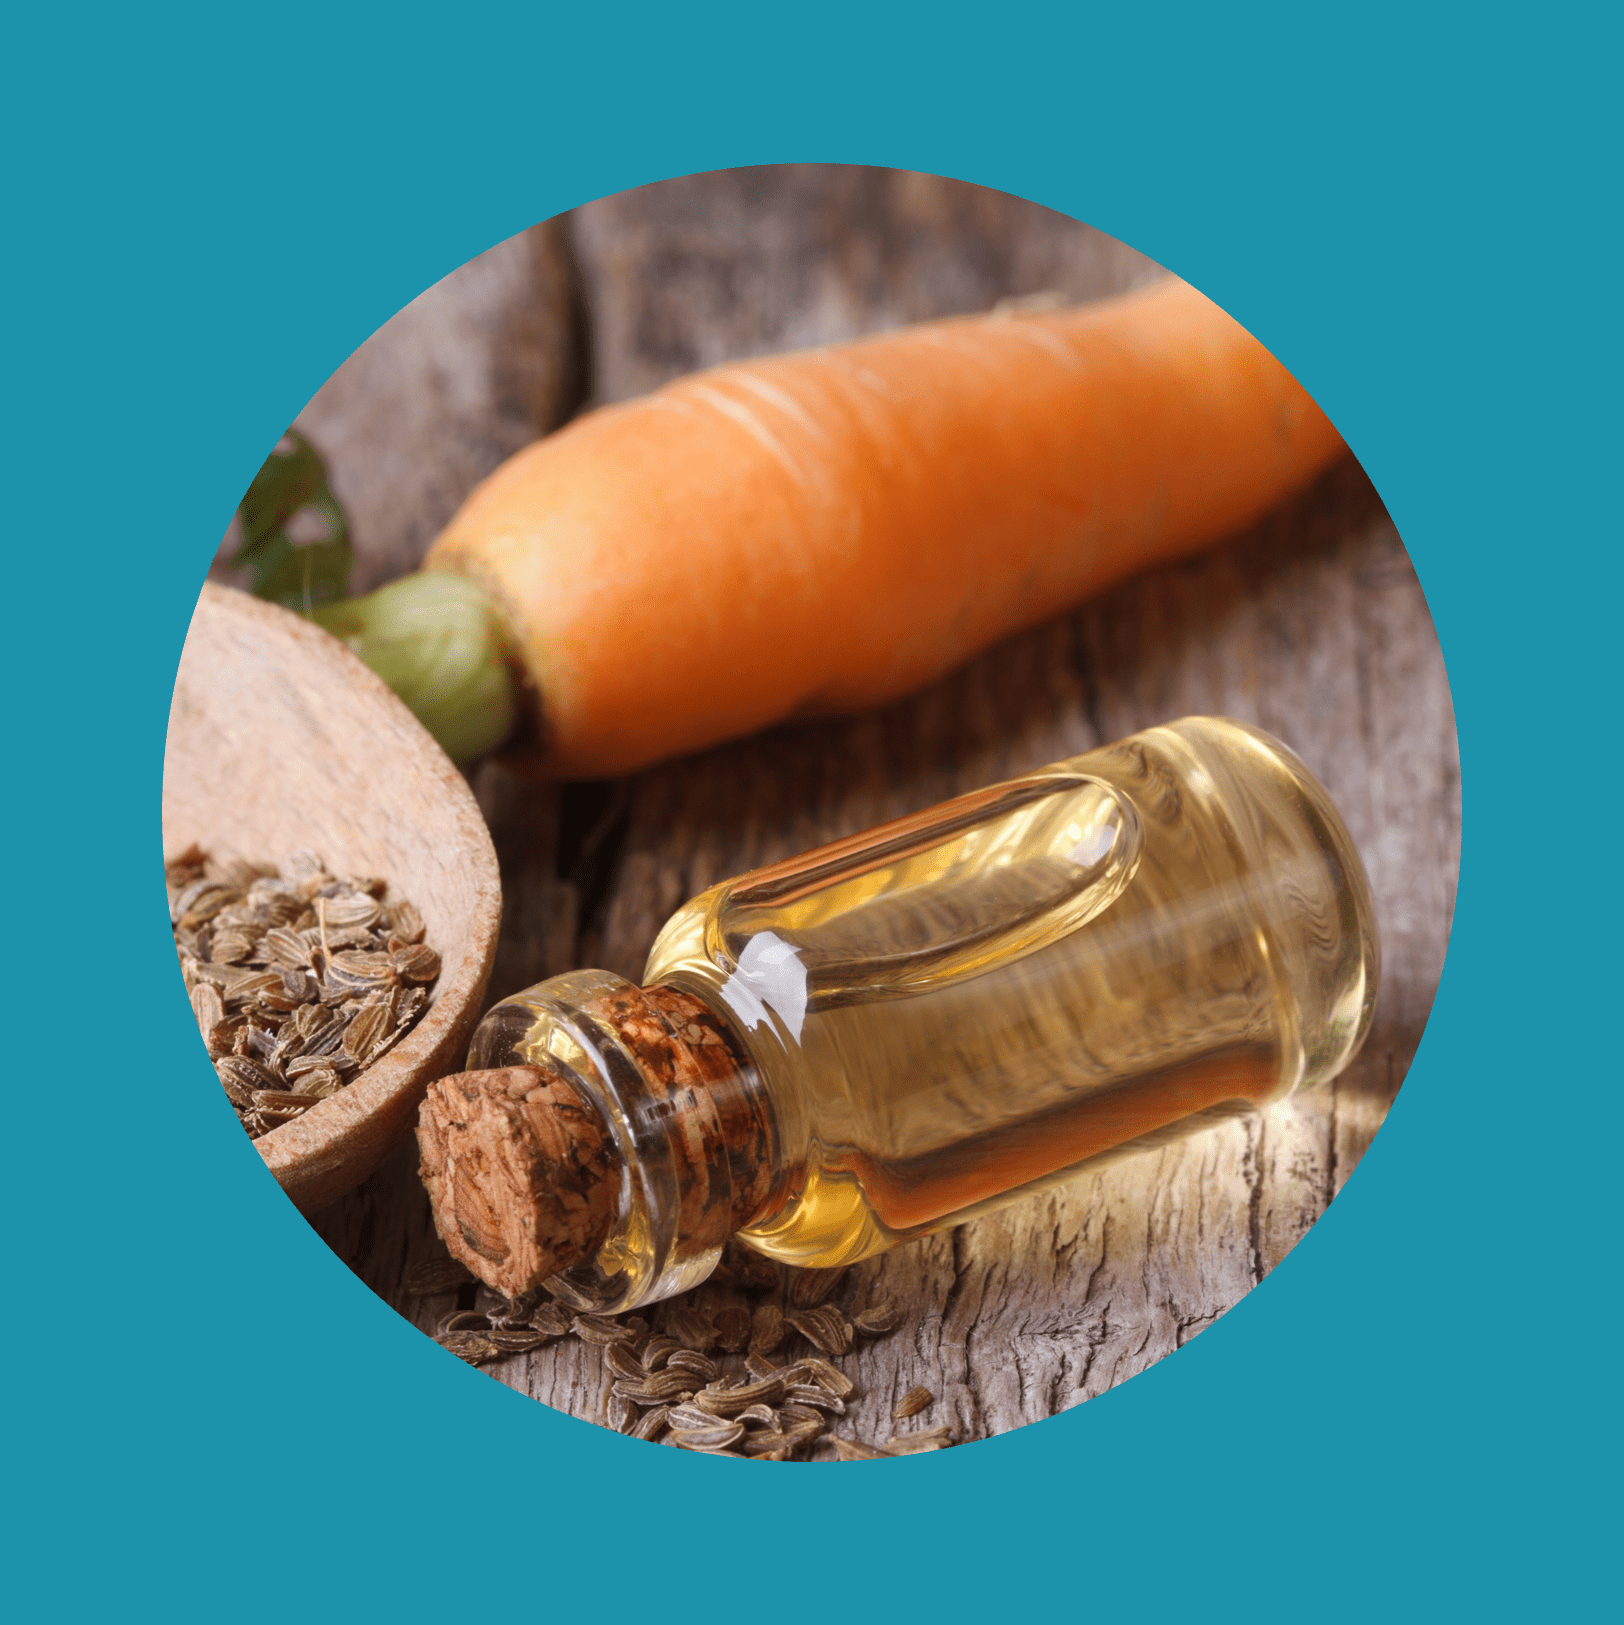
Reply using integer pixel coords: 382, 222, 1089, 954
288, 220, 580, 593
570, 165, 1163, 404
306, 166, 1459, 1446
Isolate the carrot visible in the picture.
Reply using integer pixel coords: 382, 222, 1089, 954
388, 277, 1344, 777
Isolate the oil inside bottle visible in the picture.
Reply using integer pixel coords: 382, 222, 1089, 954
646, 718, 1376, 1267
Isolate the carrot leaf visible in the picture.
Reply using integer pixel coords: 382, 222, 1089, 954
232, 429, 353, 612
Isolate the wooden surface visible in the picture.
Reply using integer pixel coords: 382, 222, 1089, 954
295, 220, 580, 593
164, 585, 502, 1211
302, 167, 1459, 1447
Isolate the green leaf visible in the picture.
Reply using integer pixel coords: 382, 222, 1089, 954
233, 429, 353, 612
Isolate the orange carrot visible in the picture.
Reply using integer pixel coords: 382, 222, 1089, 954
424, 277, 1345, 778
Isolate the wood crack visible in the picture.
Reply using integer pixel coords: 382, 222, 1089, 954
941, 1225, 984, 1437
1247, 1115, 1267, 1285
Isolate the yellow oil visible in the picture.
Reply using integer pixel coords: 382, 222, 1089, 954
645, 717, 1377, 1268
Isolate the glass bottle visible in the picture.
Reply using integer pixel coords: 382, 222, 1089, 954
425, 717, 1378, 1313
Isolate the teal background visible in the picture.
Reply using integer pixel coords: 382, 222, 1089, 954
4, 2, 1615, 1618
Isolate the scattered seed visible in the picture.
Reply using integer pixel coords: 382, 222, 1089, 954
665, 1403, 720, 1430
880, 1426, 955, 1455
665, 1349, 719, 1382
665, 1305, 717, 1351
712, 1302, 752, 1353
631, 1406, 671, 1443
739, 1430, 793, 1458
641, 1336, 682, 1370
783, 1356, 853, 1398
487, 1293, 544, 1330
403, 1257, 475, 1297
782, 1383, 844, 1413
749, 1303, 786, 1354
696, 1375, 787, 1415
604, 1343, 648, 1382
530, 1302, 573, 1338
487, 1329, 547, 1353
831, 1436, 885, 1461
893, 1386, 934, 1420
775, 1401, 824, 1425
787, 1266, 846, 1309
780, 1426, 827, 1454
388, 1141, 934, 1459
784, 1304, 854, 1356
724, 1246, 782, 1294
572, 1313, 637, 1346
614, 1369, 697, 1406
436, 1331, 500, 1365
668, 1420, 746, 1452
853, 1298, 902, 1336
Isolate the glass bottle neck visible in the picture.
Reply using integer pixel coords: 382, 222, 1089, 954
461, 969, 780, 1313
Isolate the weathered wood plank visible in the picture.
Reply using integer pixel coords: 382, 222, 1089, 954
569, 165, 1162, 405
291, 219, 578, 592
307, 166, 1459, 1450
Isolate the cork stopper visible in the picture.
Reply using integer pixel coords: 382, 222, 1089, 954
417, 1063, 621, 1300
416, 981, 778, 1308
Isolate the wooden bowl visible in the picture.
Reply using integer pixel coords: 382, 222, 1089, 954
162, 583, 503, 1212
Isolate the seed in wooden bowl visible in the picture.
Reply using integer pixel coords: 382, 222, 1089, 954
168, 846, 440, 1141
392, 944, 441, 983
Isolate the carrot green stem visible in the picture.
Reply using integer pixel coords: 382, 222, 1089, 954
313, 572, 518, 764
